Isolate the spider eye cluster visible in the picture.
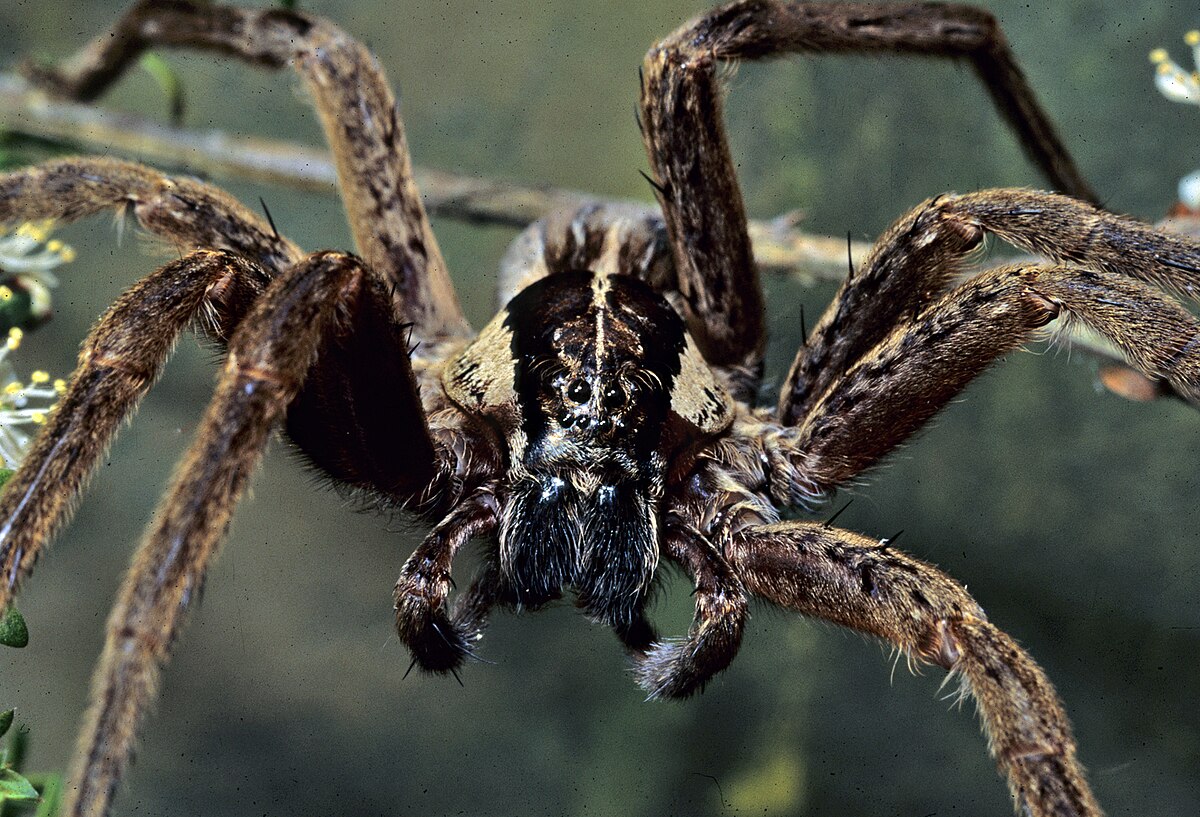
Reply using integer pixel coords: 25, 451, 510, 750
554, 373, 635, 433
560, 376, 629, 411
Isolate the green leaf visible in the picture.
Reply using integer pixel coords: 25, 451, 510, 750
0, 767, 39, 803
0, 711, 12, 739
0, 608, 28, 649
0, 469, 12, 489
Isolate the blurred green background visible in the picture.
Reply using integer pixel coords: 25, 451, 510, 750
1, 1, 1198, 815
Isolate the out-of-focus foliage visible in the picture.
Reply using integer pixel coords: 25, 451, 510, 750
0, 607, 25, 650
0, 717, 61, 817
0, 713, 41, 815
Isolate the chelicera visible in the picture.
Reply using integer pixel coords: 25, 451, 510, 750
1, 2, 1198, 816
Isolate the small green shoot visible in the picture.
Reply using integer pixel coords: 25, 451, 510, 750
139, 53, 186, 127
0, 718, 39, 812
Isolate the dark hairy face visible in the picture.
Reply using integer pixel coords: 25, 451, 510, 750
508, 269, 688, 480
443, 270, 732, 625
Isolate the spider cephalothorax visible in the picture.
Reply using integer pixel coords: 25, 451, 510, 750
1, 2, 1198, 817
444, 269, 732, 630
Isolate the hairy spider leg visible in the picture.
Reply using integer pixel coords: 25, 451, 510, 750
778, 192, 991, 423
62, 252, 372, 817
24, 0, 471, 341
0, 157, 300, 273
726, 522, 1102, 817
0, 251, 267, 613
281, 264, 468, 506
638, 0, 1098, 400
446, 560, 508, 646
632, 519, 749, 699
781, 189, 1200, 424
393, 490, 499, 672
792, 260, 1200, 492
0, 156, 470, 612
659, 191, 1200, 817
772, 192, 1200, 493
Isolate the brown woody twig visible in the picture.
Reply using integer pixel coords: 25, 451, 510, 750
2, 72, 1188, 402
0, 72, 863, 285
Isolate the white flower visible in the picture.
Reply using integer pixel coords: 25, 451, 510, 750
1150, 31, 1200, 104
0, 327, 65, 469
1150, 32, 1200, 208
0, 220, 74, 282
0, 220, 72, 323
1178, 170, 1200, 210
0, 221, 72, 468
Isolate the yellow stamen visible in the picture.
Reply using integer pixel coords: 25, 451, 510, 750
0, 287, 12, 301
29, 371, 49, 384
1186, 30, 1200, 46
15, 221, 50, 242
4, 382, 22, 395
53, 379, 67, 394
30, 411, 46, 425
1150, 47, 1169, 63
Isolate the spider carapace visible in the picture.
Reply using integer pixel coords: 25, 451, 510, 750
444, 269, 731, 636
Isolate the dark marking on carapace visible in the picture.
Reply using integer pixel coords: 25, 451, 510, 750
502, 269, 690, 477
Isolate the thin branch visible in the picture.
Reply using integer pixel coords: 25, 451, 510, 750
0, 73, 863, 285
2, 73, 1190, 400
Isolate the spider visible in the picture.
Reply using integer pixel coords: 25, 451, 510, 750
1, 1, 1198, 816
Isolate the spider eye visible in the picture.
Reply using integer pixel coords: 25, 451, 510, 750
565, 378, 591, 403
601, 383, 627, 410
